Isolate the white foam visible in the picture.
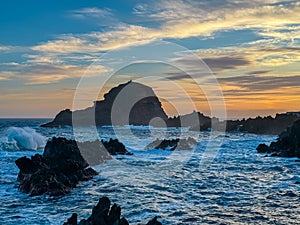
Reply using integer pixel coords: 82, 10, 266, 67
6, 127, 47, 150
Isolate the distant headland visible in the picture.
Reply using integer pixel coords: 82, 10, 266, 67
41, 81, 300, 135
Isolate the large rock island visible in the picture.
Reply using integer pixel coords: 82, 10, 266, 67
41, 81, 168, 127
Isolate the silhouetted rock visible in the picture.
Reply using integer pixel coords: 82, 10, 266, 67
15, 136, 133, 195
64, 213, 78, 225
76, 138, 132, 166
222, 113, 299, 134
41, 109, 72, 127
145, 217, 162, 225
256, 120, 300, 158
146, 137, 197, 151
168, 111, 211, 130
63, 197, 162, 225
256, 143, 270, 153
15, 137, 98, 196
42, 81, 168, 127
102, 138, 132, 156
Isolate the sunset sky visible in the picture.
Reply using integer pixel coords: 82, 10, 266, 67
0, 0, 299, 119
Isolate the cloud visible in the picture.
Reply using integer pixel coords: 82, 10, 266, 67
171, 55, 251, 73
0, 63, 108, 85
165, 73, 191, 81
31, 24, 161, 53
0, 76, 9, 81
26, 74, 70, 85
203, 56, 250, 70
69, 7, 113, 20
219, 74, 300, 91
194, 45, 300, 69
30, 0, 300, 54
246, 70, 272, 75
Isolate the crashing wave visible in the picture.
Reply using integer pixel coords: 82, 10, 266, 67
3, 127, 47, 150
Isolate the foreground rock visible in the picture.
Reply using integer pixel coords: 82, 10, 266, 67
63, 196, 162, 225
15, 137, 133, 196
146, 137, 197, 151
256, 120, 300, 158
15, 137, 98, 196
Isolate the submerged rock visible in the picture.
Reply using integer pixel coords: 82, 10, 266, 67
63, 196, 162, 225
146, 137, 197, 151
15, 137, 98, 196
256, 120, 300, 158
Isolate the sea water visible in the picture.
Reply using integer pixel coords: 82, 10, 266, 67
0, 119, 299, 224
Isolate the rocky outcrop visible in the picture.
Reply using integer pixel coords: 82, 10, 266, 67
223, 113, 299, 134
15, 137, 98, 196
41, 81, 168, 127
256, 120, 300, 158
191, 113, 298, 134
76, 138, 132, 166
169, 111, 212, 130
15, 137, 132, 196
41, 109, 73, 127
63, 196, 162, 225
15, 136, 134, 196
146, 137, 197, 151
102, 138, 132, 156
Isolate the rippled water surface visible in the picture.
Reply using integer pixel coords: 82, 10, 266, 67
0, 119, 299, 224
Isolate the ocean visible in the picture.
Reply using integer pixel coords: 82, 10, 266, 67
0, 119, 299, 224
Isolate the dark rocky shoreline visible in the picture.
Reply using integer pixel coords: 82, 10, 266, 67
257, 120, 300, 158
63, 196, 162, 225
41, 81, 300, 135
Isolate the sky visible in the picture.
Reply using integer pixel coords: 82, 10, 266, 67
0, 0, 299, 119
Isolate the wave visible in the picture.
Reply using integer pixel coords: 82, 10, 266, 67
1, 127, 47, 151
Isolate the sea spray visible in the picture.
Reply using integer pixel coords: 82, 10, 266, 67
5, 127, 47, 150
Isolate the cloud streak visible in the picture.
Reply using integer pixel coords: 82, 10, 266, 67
0, 63, 108, 85
219, 74, 300, 91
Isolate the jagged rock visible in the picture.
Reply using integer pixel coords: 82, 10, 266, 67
256, 143, 270, 153
64, 213, 78, 225
256, 120, 300, 158
223, 113, 299, 134
145, 217, 162, 225
63, 197, 162, 225
77, 139, 133, 166
15, 137, 98, 196
41, 109, 73, 127
102, 138, 133, 156
15, 137, 133, 195
146, 137, 197, 151
169, 111, 211, 130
